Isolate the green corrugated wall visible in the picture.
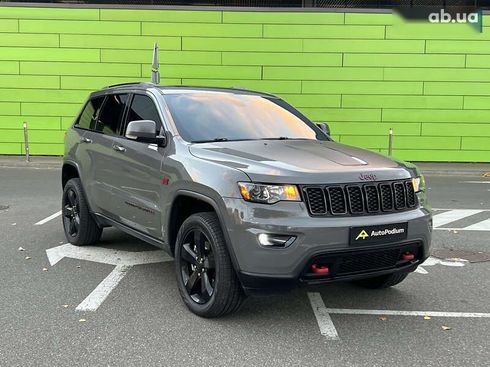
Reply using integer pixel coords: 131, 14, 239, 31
0, 5, 490, 161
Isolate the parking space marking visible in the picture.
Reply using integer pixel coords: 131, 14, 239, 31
34, 210, 61, 226
322, 308, 490, 318
46, 243, 172, 311
307, 292, 340, 341
76, 265, 131, 312
463, 218, 490, 231
432, 209, 482, 228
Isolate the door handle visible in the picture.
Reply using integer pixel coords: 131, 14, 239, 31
80, 137, 92, 144
112, 144, 126, 153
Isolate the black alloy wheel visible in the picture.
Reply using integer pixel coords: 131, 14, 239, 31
63, 187, 80, 238
174, 212, 245, 318
62, 178, 102, 246
180, 228, 216, 304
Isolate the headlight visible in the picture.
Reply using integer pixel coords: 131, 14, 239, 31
412, 176, 425, 193
238, 182, 301, 204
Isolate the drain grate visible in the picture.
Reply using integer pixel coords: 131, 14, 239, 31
0, 205, 9, 211
432, 248, 490, 263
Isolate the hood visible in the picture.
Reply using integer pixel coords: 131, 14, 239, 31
189, 139, 413, 184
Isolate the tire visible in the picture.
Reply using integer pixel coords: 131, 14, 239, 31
62, 178, 102, 246
354, 271, 409, 289
174, 212, 245, 318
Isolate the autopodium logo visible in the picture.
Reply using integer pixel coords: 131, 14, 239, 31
428, 9, 482, 32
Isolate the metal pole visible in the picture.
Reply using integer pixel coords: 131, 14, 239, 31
388, 128, 393, 157
23, 122, 29, 162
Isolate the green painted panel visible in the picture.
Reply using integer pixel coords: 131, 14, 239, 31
102, 50, 221, 65
264, 24, 385, 39
0, 61, 19, 74
0, 115, 61, 130
461, 137, 490, 150
222, 52, 342, 67
422, 123, 490, 137
281, 94, 341, 108
426, 40, 490, 54
142, 65, 261, 79
466, 55, 490, 68
342, 95, 463, 109
21, 103, 81, 117
0, 89, 87, 103
0, 143, 21, 154
60, 76, 179, 90
0, 33, 59, 47
385, 149, 490, 162
385, 68, 490, 82
341, 135, 460, 150
300, 108, 381, 122
464, 96, 490, 109
344, 13, 393, 25
0, 75, 59, 89
28, 130, 66, 143
303, 81, 423, 95
20, 61, 141, 77
425, 82, 490, 96
20, 20, 140, 35
304, 39, 425, 53
21, 143, 64, 155
0, 129, 24, 142
0, 47, 100, 62
143, 22, 262, 38
60, 34, 181, 50
183, 37, 302, 52
387, 23, 490, 40
0, 20, 18, 32
263, 67, 383, 81
0, 102, 20, 115
344, 53, 465, 67
223, 11, 344, 24
329, 122, 420, 136
182, 79, 301, 94
0, 7, 99, 20
100, 9, 220, 22
383, 109, 490, 123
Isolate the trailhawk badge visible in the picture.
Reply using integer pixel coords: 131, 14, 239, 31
350, 223, 408, 245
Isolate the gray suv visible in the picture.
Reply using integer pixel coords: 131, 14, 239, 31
62, 82, 432, 318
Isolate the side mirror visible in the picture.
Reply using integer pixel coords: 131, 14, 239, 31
126, 120, 167, 147
316, 122, 330, 136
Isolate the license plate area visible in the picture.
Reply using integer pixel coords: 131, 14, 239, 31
349, 223, 408, 246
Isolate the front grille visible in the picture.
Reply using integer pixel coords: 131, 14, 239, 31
338, 249, 400, 275
302, 179, 417, 217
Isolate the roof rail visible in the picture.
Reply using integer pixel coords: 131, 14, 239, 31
103, 82, 155, 89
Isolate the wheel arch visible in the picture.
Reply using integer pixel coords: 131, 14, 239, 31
166, 190, 240, 271
61, 160, 81, 188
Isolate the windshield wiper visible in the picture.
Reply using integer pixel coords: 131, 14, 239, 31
259, 137, 290, 141
191, 137, 229, 143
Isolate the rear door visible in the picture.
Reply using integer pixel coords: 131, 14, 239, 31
108, 93, 166, 238
78, 93, 129, 219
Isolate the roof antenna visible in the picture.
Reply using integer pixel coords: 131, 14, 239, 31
151, 42, 160, 84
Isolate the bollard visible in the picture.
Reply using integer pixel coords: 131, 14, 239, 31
23, 122, 29, 162
388, 128, 393, 157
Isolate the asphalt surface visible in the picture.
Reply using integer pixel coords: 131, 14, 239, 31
1, 164, 489, 366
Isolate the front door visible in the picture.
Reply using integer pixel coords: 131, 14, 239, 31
109, 93, 167, 239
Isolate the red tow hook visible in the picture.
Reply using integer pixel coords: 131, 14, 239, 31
311, 264, 330, 274
401, 252, 415, 261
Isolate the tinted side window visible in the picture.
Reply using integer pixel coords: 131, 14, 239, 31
96, 94, 129, 135
76, 97, 104, 130
126, 95, 162, 130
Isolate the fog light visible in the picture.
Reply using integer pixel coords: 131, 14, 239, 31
257, 233, 296, 248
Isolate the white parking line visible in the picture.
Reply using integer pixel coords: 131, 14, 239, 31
463, 218, 490, 231
34, 210, 61, 226
76, 265, 131, 312
323, 308, 490, 318
307, 292, 340, 340
432, 209, 481, 228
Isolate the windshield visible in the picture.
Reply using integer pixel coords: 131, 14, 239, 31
164, 92, 324, 143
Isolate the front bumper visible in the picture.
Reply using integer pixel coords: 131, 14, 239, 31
221, 197, 432, 293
